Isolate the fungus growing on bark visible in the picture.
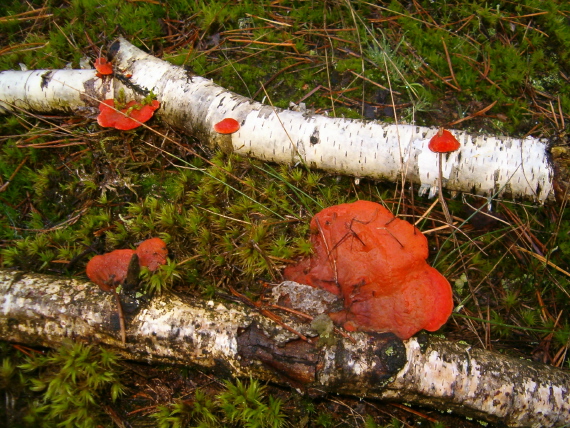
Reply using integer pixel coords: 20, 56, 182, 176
213, 118, 240, 134
86, 248, 137, 345
86, 249, 136, 292
428, 128, 461, 153
283, 200, 453, 339
136, 237, 168, 271
94, 57, 113, 77
97, 99, 160, 131
86, 238, 168, 345
428, 128, 461, 226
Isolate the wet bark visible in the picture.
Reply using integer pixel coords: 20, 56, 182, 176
0, 38, 562, 202
0, 269, 568, 427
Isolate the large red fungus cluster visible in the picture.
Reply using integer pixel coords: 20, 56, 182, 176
97, 99, 160, 131
284, 200, 453, 339
86, 238, 168, 292
93, 51, 160, 131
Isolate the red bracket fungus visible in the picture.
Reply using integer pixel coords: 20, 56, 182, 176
94, 57, 113, 78
86, 238, 168, 290
284, 200, 453, 340
213, 118, 240, 134
97, 99, 160, 131
136, 237, 168, 271
85, 238, 167, 345
86, 249, 136, 292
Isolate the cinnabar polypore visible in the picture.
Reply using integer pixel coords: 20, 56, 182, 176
86, 238, 168, 291
284, 200, 454, 339
136, 237, 168, 271
213, 118, 240, 134
97, 99, 160, 131
86, 249, 136, 292
428, 128, 460, 153
94, 57, 113, 77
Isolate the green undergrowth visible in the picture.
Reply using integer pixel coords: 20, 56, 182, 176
152, 378, 286, 428
0, 341, 124, 427
0, 128, 367, 295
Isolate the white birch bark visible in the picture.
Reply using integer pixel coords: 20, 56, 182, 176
0, 38, 556, 202
1, 269, 568, 427
0, 68, 112, 114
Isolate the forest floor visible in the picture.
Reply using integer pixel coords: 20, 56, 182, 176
0, 1, 569, 427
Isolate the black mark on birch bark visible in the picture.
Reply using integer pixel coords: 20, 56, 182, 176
310, 129, 320, 145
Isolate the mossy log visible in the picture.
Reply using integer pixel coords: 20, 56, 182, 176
1, 269, 568, 427
0, 38, 564, 203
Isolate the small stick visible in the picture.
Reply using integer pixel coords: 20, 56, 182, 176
228, 286, 309, 341
112, 288, 126, 346
269, 303, 357, 344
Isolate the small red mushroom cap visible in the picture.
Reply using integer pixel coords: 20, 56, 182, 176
94, 57, 113, 77
86, 249, 136, 292
97, 99, 160, 131
213, 118, 240, 134
428, 128, 460, 153
136, 238, 168, 271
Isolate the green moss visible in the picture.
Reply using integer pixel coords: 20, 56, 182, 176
5, 342, 125, 428
152, 378, 287, 428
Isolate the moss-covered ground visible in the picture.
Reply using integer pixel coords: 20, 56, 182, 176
0, 0, 569, 426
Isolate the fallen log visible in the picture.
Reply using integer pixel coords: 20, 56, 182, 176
1, 268, 568, 427
0, 38, 562, 203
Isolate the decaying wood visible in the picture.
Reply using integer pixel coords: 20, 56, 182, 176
1, 269, 568, 427
0, 37, 561, 202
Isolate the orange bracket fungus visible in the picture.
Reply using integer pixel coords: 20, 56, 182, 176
94, 57, 113, 78
97, 99, 160, 131
86, 238, 168, 289
136, 237, 168, 271
428, 128, 461, 226
86, 248, 136, 345
86, 238, 168, 344
213, 118, 240, 134
284, 200, 453, 340
86, 249, 136, 292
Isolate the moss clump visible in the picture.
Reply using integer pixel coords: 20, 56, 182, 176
152, 378, 287, 428
0, 342, 124, 428
311, 314, 337, 346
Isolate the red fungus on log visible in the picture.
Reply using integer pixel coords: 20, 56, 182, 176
94, 57, 113, 77
136, 237, 168, 271
97, 99, 160, 131
428, 128, 460, 153
284, 200, 453, 339
428, 128, 461, 227
213, 118, 240, 134
86, 249, 136, 292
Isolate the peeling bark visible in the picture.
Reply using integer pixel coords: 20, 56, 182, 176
1, 269, 568, 427
0, 38, 561, 202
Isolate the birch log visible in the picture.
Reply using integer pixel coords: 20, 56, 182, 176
1, 269, 568, 427
0, 37, 561, 203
